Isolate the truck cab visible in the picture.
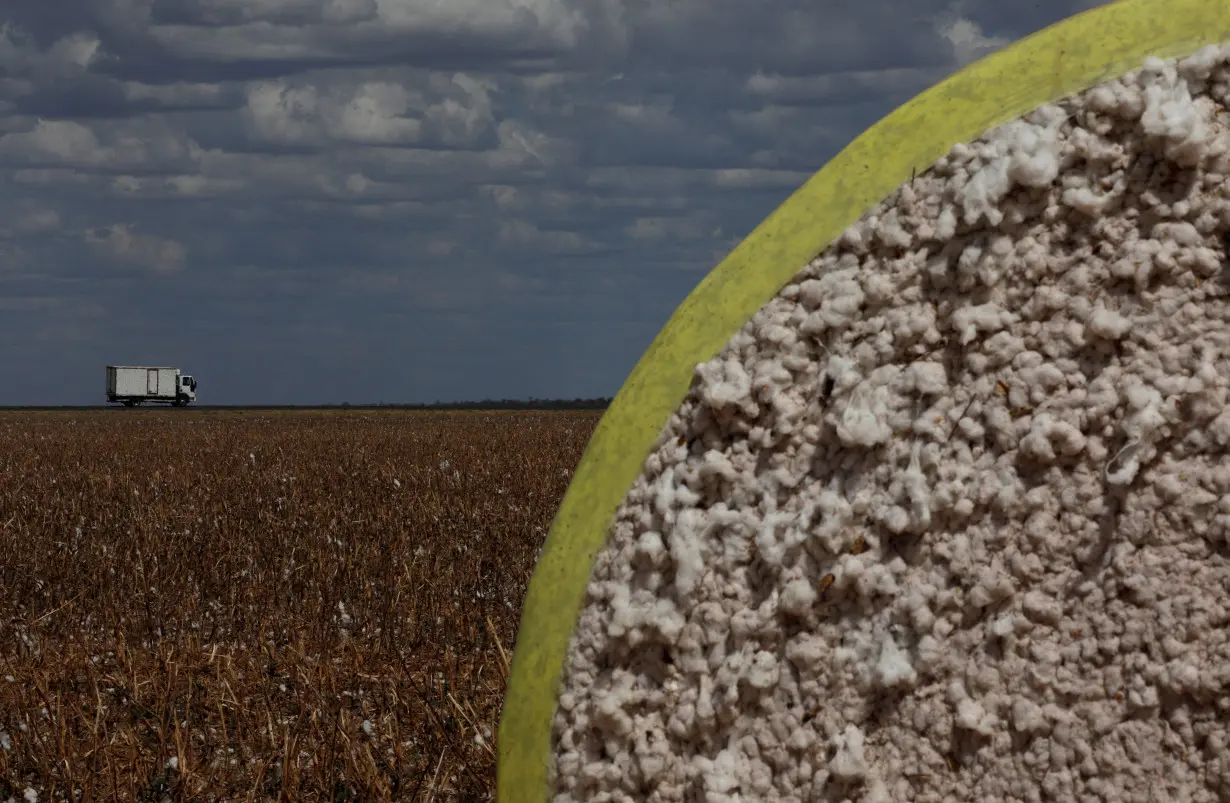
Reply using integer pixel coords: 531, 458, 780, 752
177, 374, 197, 406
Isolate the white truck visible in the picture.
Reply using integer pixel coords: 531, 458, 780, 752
106, 365, 197, 407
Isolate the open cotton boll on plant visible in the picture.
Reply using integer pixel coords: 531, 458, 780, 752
551, 43, 1230, 803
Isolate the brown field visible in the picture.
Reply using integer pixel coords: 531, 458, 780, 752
0, 409, 600, 801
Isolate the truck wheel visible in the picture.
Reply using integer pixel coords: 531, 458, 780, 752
123, 400, 135, 407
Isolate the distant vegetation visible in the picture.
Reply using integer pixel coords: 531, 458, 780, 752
2, 398, 614, 411
337, 397, 613, 411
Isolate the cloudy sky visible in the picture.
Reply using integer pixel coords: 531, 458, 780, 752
0, 0, 1107, 405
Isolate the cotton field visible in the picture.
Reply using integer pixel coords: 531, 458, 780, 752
0, 409, 597, 801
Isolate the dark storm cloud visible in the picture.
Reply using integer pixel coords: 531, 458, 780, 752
0, 0, 1112, 405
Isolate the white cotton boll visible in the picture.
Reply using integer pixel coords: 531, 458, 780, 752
695, 357, 752, 411
1179, 44, 1224, 81
1062, 185, 1112, 215
1209, 409, 1230, 447
1127, 685, 1160, 713
1022, 590, 1062, 626
1011, 698, 1047, 734
1169, 661, 1201, 692
811, 489, 854, 552
669, 509, 706, 599
1019, 414, 1057, 462
1153, 220, 1203, 246
969, 563, 1013, 608
1140, 79, 1211, 166
935, 205, 958, 240
838, 218, 872, 252
635, 530, 666, 564
876, 210, 912, 248
1125, 405, 1165, 446
1085, 84, 1120, 114
951, 302, 1013, 344
865, 779, 893, 803
746, 651, 780, 689
955, 697, 996, 736
1005, 119, 1063, 188
875, 634, 917, 689
606, 586, 637, 639
780, 577, 817, 616
915, 634, 943, 669
829, 725, 868, 781
815, 269, 867, 329
906, 361, 948, 395
697, 750, 744, 796
1106, 451, 1141, 486
991, 614, 1015, 638
824, 354, 860, 394
862, 272, 898, 304
650, 599, 686, 642
957, 116, 1061, 226
961, 157, 1011, 226
880, 504, 910, 534
1124, 381, 1159, 412
1020, 413, 1087, 463
796, 278, 827, 310
837, 385, 892, 447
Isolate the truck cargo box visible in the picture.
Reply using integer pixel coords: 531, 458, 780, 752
106, 365, 195, 406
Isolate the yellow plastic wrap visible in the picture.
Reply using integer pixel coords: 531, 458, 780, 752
497, 1, 1230, 799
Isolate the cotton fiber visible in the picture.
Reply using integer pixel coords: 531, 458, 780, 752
552, 44, 1230, 802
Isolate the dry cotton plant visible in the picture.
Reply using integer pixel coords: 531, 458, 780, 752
0, 409, 596, 801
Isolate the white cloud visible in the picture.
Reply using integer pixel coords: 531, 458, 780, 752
85, 224, 187, 274
744, 67, 947, 105
1, 205, 60, 237
161, 0, 379, 26
707, 168, 814, 190
109, 173, 246, 198
11, 167, 94, 186
336, 82, 425, 143
489, 119, 573, 168
243, 72, 494, 147
121, 81, 227, 107
0, 26, 104, 78
0, 120, 116, 165
608, 99, 676, 130
0, 296, 107, 348
498, 219, 591, 253
935, 15, 1010, 65
425, 73, 495, 147
142, 0, 626, 63
0, 118, 194, 171
346, 200, 431, 218
321, 0, 379, 24
370, 0, 594, 48
623, 215, 708, 242
48, 33, 103, 69
426, 239, 455, 256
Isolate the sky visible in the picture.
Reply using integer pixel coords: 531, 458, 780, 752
0, 0, 1109, 406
